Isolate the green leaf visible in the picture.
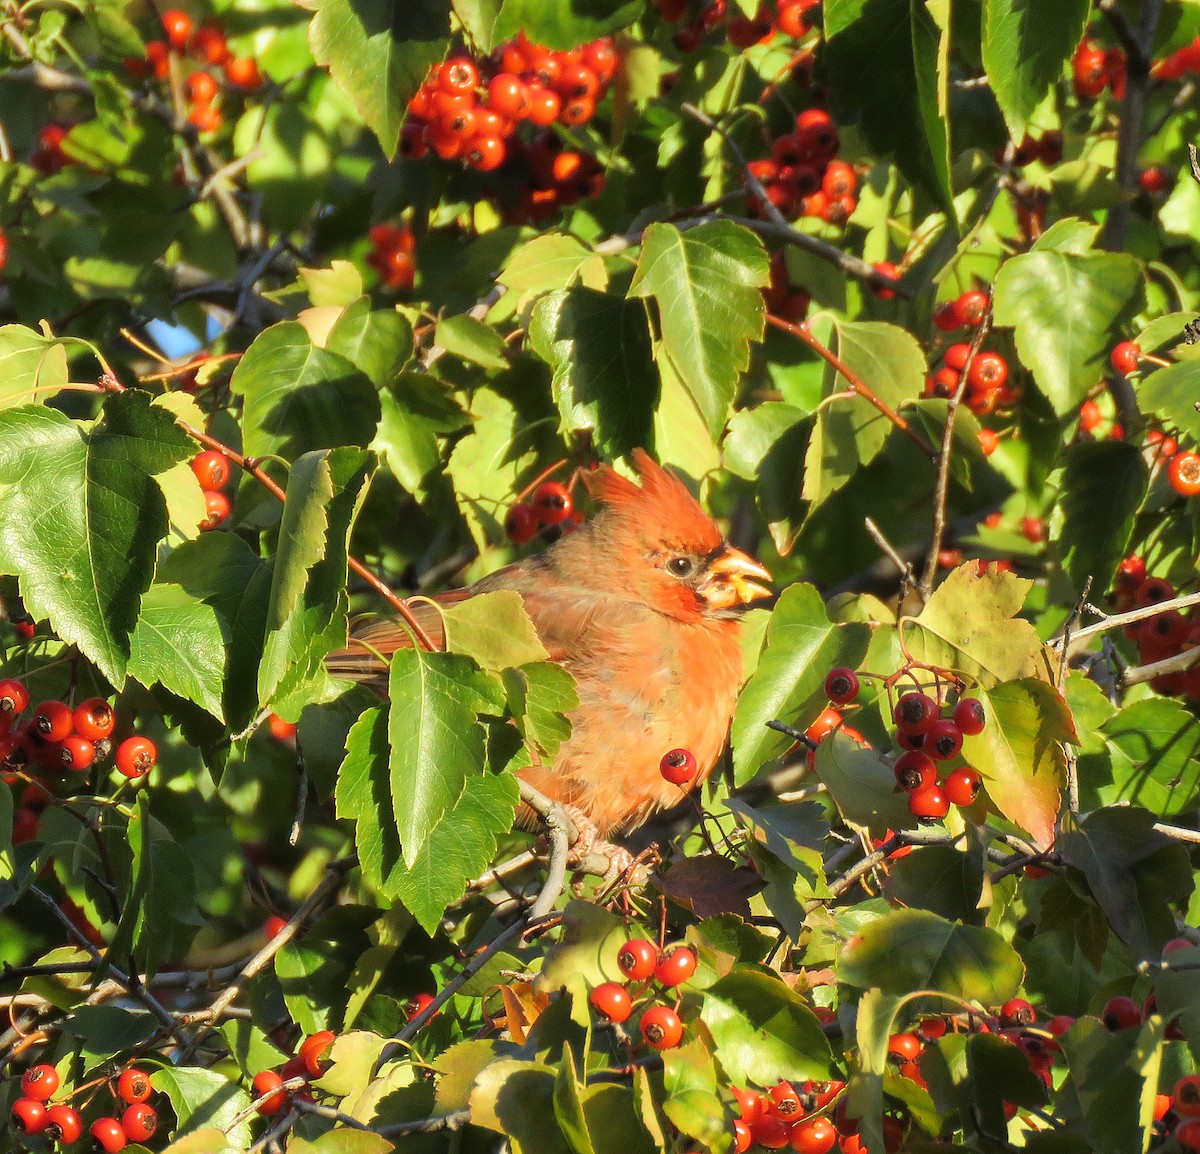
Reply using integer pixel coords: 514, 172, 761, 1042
1099, 697, 1200, 817
628, 221, 768, 437
502, 662, 578, 761
1057, 441, 1148, 597
229, 322, 380, 462
128, 583, 227, 720
374, 371, 468, 496
731, 583, 871, 784
803, 320, 927, 510
982, 0, 1090, 139
275, 907, 375, 1034
499, 233, 604, 303
992, 244, 1144, 415
257, 447, 373, 713
960, 679, 1074, 850
1137, 358, 1200, 444
1058, 807, 1194, 961
435, 314, 509, 370
326, 297, 413, 385
815, 728, 915, 835
0, 393, 193, 685
441, 590, 550, 670
387, 647, 504, 868
490, 0, 642, 50
529, 286, 658, 457
62, 1004, 156, 1062
469, 1059, 572, 1153
907, 563, 1049, 688
0, 324, 69, 410
823, 0, 955, 220
700, 969, 835, 1086
308, 0, 449, 156
1154, 943, 1200, 1063
883, 843, 987, 925
839, 909, 1025, 1004
335, 706, 401, 892
151, 1064, 253, 1147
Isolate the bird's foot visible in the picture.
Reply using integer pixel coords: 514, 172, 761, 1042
561, 804, 598, 864
558, 805, 635, 882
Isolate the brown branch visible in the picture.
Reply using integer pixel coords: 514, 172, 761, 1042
1049, 590, 1200, 648
766, 314, 938, 458
1121, 643, 1200, 687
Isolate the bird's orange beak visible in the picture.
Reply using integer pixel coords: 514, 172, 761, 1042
700, 545, 773, 611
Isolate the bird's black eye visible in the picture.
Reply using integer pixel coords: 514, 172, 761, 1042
666, 555, 698, 579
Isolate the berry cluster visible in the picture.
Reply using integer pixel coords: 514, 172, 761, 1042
1153, 33, 1200, 81
729, 1078, 844, 1153
747, 112, 857, 226
366, 223, 416, 292
1111, 559, 1200, 699
124, 10, 261, 134
11, 1064, 159, 1151
763, 251, 812, 322
251, 1030, 335, 1115
587, 939, 697, 1051
30, 124, 75, 176
1072, 36, 1126, 100
193, 448, 233, 531
1, 679, 157, 791
511, 133, 606, 222
932, 288, 989, 334
504, 481, 579, 545
1003, 130, 1064, 168
923, 343, 1018, 418
403, 34, 617, 175
653, 0, 821, 52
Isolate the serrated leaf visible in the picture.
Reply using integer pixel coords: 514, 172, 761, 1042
628, 221, 768, 437
499, 233, 603, 303
442, 590, 550, 670
993, 245, 1144, 415
1099, 697, 1200, 817
0, 324, 70, 410
982, 0, 1090, 139
61, 1004, 156, 1063
229, 322, 380, 461
0, 393, 193, 684
1137, 358, 1200, 444
803, 320, 927, 510
309, 0, 448, 156
699, 969, 835, 1086
839, 909, 1024, 1004
490, 0, 642, 50
152, 1064, 253, 1147
529, 286, 658, 457
326, 297, 413, 385
731, 583, 871, 784
387, 647, 504, 868
1057, 441, 1148, 597
435, 314, 509, 369
816, 729, 915, 835
906, 564, 1049, 688
374, 371, 468, 497
502, 662, 578, 761
960, 679, 1074, 850
128, 583, 227, 720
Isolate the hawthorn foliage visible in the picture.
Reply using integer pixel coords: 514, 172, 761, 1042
2, 0, 1200, 1151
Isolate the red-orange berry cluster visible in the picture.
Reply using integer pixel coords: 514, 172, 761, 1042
587, 939, 698, 1051
505, 481, 581, 545
763, 251, 812, 322
653, 0, 820, 52
366, 223, 416, 292
252, 1030, 335, 1115
11, 1064, 159, 1151
1073, 36, 1126, 99
124, 10, 261, 135
747, 110, 856, 226
1000, 130, 1063, 169
923, 342, 1019, 418
403, 35, 617, 175
889, 688, 987, 820
192, 448, 233, 530
729, 1078, 844, 1153
933, 288, 989, 333
1112, 561, 1200, 699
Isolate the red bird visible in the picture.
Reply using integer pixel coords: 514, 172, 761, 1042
327, 450, 771, 845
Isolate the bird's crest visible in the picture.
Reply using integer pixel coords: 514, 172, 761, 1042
583, 449, 723, 552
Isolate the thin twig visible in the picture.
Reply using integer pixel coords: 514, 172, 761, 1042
1121, 643, 1200, 687
377, 1109, 472, 1137
1049, 590, 1200, 648
519, 781, 574, 918
1153, 821, 1200, 845
863, 517, 921, 604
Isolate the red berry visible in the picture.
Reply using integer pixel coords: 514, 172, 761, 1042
12, 1098, 49, 1134
224, 56, 262, 90
263, 914, 288, 941
909, 783, 950, 820
32, 700, 73, 742
893, 691, 937, 734
769, 1080, 801, 1118
122, 1103, 157, 1143
654, 945, 697, 987
200, 489, 232, 530
872, 261, 900, 299
732, 1087, 764, 1124
887, 1032, 922, 1061
1079, 398, 1102, 431
505, 502, 539, 544
795, 107, 838, 157
21, 1064, 59, 1101
824, 667, 860, 704
894, 750, 936, 792
405, 992, 437, 1021
487, 73, 527, 118
1110, 341, 1141, 375
0, 678, 29, 716
114, 735, 156, 779
466, 134, 506, 171
734, 1118, 753, 1153
91, 1117, 127, 1153
253, 1070, 287, 1115
191, 449, 232, 490
1140, 166, 1170, 193
978, 428, 999, 455
956, 290, 989, 326
925, 719, 964, 761
161, 8, 193, 49
45, 1104, 83, 1144
1101, 994, 1142, 1031
791, 1118, 837, 1154
1178, 1118, 1200, 1153
1175, 1074, 1200, 1117
531, 482, 572, 524
943, 766, 982, 807
72, 697, 115, 741
186, 70, 220, 104
953, 697, 985, 736
438, 57, 479, 95
299, 1029, 336, 1078
1135, 575, 1175, 608
60, 733, 96, 771
639, 1005, 684, 1049
617, 938, 659, 981
659, 747, 698, 786
118, 1066, 152, 1104
968, 351, 1009, 391
1168, 452, 1200, 497
589, 981, 633, 1023
525, 88, 562, 126
191, 22, 229, 65
998, 997, 1035, 1027
752, 1114, 791, 1149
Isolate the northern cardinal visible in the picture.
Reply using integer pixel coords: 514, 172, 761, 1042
326, 450, 771, 844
